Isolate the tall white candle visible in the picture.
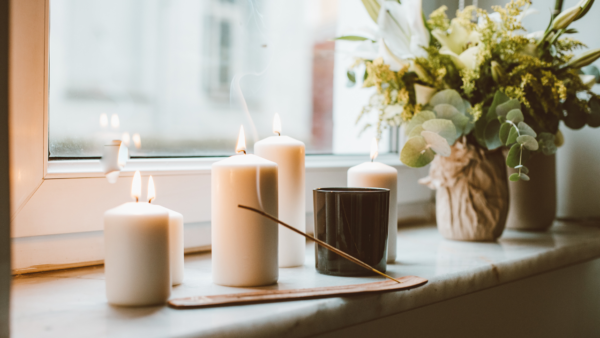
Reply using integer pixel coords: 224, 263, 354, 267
254, 114, 306, 268
347, 139, 398, 263
104, 171, 171, 306
148, 176, 184, 286
211, 126, 279, 286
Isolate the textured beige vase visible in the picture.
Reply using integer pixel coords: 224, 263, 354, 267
420, 141, 509, 242
506, 153, 556, 231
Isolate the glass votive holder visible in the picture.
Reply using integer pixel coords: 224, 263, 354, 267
313, 187, 390, 276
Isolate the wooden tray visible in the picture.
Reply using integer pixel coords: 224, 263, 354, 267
168, 275, 427, 309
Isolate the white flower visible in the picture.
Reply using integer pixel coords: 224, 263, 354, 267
433, 20, 481, 70
377, 0, 430, 60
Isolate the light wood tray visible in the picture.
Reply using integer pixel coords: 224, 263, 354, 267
168, 275, 428, 309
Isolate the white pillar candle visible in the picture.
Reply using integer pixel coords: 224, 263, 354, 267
104, 171, 171, 306
347, 139, 398, 263
254, 114, 306, 268
211, 126, 279, 286
148, 176, 184, 286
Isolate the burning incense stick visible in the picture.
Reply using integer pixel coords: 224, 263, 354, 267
238, 205, 402, 284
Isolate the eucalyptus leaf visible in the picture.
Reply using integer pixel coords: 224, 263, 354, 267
422, 119, 457, 145
496, 99, 521, 117
518, 122, 537, 137
421, 131, 451, 156
520, 173, 530, 181
484, 119, 503, 150
499, 123, 511, 145
506, 144, 522, 168
517, 135, 539, 151
498, 116, 506, 123
433, 104, 461, 119
429, 89, 466, 113
588, 97, 600, 128
346, 70, 356, 87
487, 91, 510, 120
400, 135, 436, 167
507, 125, 519, 145
451, 114, 470, 139
521, 166, 529, 175
538, 132, 557, 155
506, 109, 524, 124
408, 125, 425, 138
405, 110, 436, 136
509, 173, 520, 182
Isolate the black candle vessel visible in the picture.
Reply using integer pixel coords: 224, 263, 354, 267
313, 187, 390, 276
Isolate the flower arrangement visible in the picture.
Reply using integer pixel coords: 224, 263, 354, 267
343, 0, 599, 182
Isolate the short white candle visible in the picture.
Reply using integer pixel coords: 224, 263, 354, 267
347, 139, 398, 263
254, 114, 306, 268
211, 126, 279, 286
104, 171, 171, 306
148, 176, 184, 286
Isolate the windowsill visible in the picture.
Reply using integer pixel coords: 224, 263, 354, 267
45, 153, 403, 179
11, 221, 600, 337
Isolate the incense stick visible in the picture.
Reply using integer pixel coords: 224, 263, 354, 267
238, 205, 402, 284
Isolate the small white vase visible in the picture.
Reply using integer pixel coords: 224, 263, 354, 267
505, 153, 556, 231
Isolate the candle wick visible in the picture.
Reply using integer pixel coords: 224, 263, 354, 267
148, 198, 154, 204
371, 158, 374, 162
135, 197, 139, 203
277, 132, 280, 136
242, 150, 246, 155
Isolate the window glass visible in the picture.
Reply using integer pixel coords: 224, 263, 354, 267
48, 0, 346, 157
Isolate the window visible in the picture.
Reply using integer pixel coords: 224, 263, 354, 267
48, 0, 378, 157
10, 0, 431, 274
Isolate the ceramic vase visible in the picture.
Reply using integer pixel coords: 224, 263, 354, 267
505, 153, 556, 231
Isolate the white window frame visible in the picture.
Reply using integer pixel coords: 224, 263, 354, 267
10, 0, 432, 274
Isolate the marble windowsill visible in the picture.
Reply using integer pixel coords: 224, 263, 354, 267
12, 221, 600, 338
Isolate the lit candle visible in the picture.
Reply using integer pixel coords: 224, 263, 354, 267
347, 139, 398, 263
103, 171, 171, 306
254, 114, 306, 268
147, 176, 185, 286
211, 126, 279, 286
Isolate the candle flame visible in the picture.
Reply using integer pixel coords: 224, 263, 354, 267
370, 138, 378, 161
236, 125, 246, 154
111, 114, 120, 129
131, 171, 141, 202
132, 133, 142, 149
147, 176, 156, 203
273, 113, 282, 135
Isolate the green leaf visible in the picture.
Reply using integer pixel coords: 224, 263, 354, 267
520, 173, 530, 181
421, 131, 451, 156
517, 135, 539, 151
433, 103, 460, 119
400, 136, 436, 167
538, 132, 557, 155
334, 35, 373, 42
484, 119, 503, 150
346, 70, 356, 87
506, 144, 522, 168
422, 119, 457, 145
506, 125, 519, 145
498, 116, 507, 123
408, 125, 425, 138
429, 89, 466, 113
506, 109, 524, 124
487, 91, 510, 120
563, 99, 587, 129
509, 173, 520, 182
518, 122, 537, 137
405, 110, 436, 136
496, 99, 521, 117
360, 0, 380, 23
499, 123, 511, 145
588, 97, 600, 128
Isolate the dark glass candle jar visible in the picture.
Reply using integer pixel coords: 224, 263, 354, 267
313, 187, 389, 276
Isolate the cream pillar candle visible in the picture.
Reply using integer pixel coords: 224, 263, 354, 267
104, 171, 171, 306
347, 139, 398, 263
211, 126, 279, 287
254, 114, 306, 268
148, 176, 184, 286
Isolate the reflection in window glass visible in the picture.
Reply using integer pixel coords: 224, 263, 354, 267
48, 0, 341, 157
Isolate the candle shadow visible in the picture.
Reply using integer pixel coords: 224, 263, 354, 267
108, 304, 164, 318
